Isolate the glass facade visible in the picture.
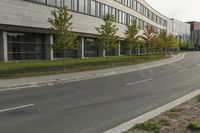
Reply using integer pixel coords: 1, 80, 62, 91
172, 19, 190, 41
84, 38, 98, 57
54, 50, 77, 58
26, 0, 167, 31
7, 32, 46, 60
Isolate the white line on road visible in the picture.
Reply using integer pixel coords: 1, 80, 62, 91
178, 68, 187, 73
0, 85, 39, 92
0, 104, 35, 113
126, 78, 153, 86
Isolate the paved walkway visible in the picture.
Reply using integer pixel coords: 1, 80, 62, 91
0, 53, 185, 89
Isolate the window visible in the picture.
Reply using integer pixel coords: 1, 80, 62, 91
47, 0, 56, 6
36, 0, 46, 4
91, 0, 95, 16
72, 0, 78, 11
105, 5, 108, 15
79, 0, 85, 13
65, 0, 71, 9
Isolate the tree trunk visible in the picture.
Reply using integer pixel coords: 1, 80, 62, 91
63, 50, 65, 70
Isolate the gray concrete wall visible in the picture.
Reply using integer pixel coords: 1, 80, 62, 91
0, 0, 172, 38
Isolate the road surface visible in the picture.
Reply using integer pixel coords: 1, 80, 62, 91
0, 52, 200, 133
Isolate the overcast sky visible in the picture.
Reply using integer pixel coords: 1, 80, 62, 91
144, 0, 200, 22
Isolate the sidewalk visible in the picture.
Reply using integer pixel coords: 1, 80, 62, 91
0, 53, 185, 90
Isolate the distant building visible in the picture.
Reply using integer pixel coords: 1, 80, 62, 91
187, 21, 200, 50
171, 19, 190, 42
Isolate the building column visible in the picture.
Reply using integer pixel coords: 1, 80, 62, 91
126, 49, 132, 55
99, 48, 105, 57
0, 31, 8, 62
115, 41, 121, 56
45, 34, 54, 60
78, 37, 84, 58
137, 45, 141, 55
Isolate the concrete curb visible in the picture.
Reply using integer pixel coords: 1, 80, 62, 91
103, 88, 200, 133
0, 53, 185, 91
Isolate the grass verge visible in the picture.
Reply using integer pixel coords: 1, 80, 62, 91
0, 54, 167, 79
123, 95, 200, 133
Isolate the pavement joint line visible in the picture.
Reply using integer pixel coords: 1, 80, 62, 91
0, 53, 185, 92
0, 104, 35, 113
103, 88, 200, 133
126, 78, 153, 86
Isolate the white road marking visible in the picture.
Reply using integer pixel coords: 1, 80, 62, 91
0, 85, 39, 92
178, 68, 187, 73
0, 104, 35, 113
126, 78, 153, 86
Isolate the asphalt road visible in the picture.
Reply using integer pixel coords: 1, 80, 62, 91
1, 52, 200, 133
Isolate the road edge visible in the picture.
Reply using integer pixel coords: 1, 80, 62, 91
103, 88, 200, 133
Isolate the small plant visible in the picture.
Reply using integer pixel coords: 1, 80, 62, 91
188, 122, 200, 131
170, 107, 184, 113
159, 118, 171, 126
165, 107, 183, 118
197, 95, 200, 102
133, 121, 160, 132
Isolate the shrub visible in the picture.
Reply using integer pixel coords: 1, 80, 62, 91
188, 122, 200, 131
133, 121, 160, 131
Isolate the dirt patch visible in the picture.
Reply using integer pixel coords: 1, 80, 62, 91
124, 96, 200, 133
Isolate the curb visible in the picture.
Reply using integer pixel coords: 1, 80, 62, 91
103, 88, 200, 133
0, 53, 185, 91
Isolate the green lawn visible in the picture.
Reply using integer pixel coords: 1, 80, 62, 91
0, 54, 167, 79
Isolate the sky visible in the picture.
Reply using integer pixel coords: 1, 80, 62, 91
144, 0, 200, 22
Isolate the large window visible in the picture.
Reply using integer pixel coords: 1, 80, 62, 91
7, 32, 46, 60
79, 0, 85, 13
84, 38, 98, 57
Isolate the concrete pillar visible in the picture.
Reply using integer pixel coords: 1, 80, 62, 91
137, 45, 141, 55
0, 31, 8, 62
99, 48, 105, 57
126, 49, 132, 55
115, 41, 121, 56
78, 37, 84, 58
45, 34, 54, 60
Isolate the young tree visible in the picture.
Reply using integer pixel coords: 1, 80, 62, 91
142, 24, 157, 53
124, 20, 141, 55
95, 14, 119, 57
167, 34, 179, 53
186, 40, 194, 50
157, 29, 168, 52
48, 7, 77, 69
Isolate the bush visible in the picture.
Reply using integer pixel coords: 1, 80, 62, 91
188, 122, 200, 131
133, 121, 160, 131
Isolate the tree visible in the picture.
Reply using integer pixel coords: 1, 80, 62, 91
95, 14, 119, 57
186, 40, 194, 50
48, 6, 77, 69
142, 24, 157, 53
157, 29, 168, 52
124, 20, 141, 55
167, 34, 179, 53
